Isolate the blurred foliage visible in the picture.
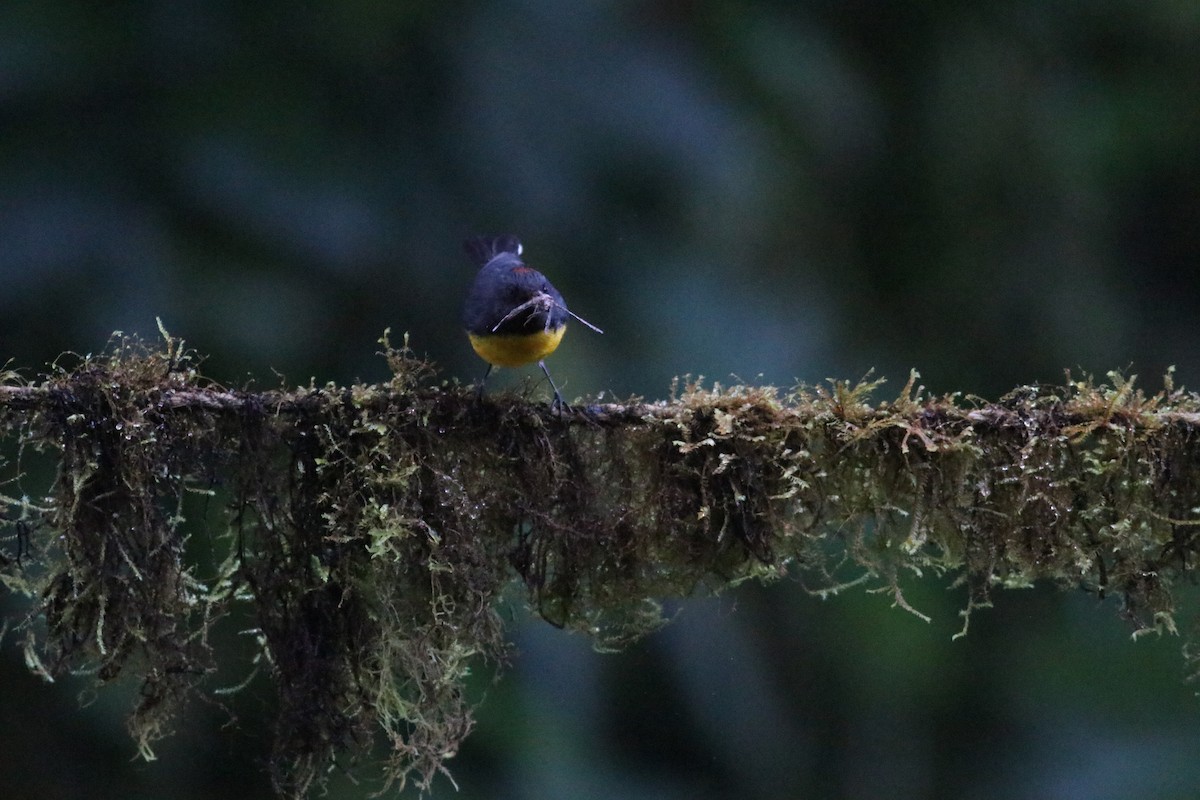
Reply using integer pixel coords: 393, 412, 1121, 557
2, 1, 1200, 798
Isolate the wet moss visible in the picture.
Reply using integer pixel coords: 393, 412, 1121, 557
2, 332, 1200, 795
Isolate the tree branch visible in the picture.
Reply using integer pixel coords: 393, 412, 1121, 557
2, 333, 1199, 796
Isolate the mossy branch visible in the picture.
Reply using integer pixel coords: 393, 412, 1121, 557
2, 331, 1200, 796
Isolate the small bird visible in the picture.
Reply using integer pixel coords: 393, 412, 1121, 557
461, 235, 601, 408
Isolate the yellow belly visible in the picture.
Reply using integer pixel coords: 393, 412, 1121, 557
468, 326, 566, 368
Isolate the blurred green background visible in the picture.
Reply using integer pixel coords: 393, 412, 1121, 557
3, 1, 1200, 798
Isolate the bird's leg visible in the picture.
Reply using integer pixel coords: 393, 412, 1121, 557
539, 360, 569, 412
476, 363, 493, 401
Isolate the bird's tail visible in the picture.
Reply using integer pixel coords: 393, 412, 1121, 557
463, 234, 523, 267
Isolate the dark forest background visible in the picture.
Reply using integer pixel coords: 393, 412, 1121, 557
2, 2, 1200, 798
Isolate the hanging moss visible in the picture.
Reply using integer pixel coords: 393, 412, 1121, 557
1, 329, 1200, 795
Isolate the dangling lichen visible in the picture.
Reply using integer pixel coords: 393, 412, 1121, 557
2, 330, 1200, 796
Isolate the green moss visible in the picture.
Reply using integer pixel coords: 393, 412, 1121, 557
2, 333, 1200, 796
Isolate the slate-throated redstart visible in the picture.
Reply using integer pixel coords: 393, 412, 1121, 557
462, 235, 602, 408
